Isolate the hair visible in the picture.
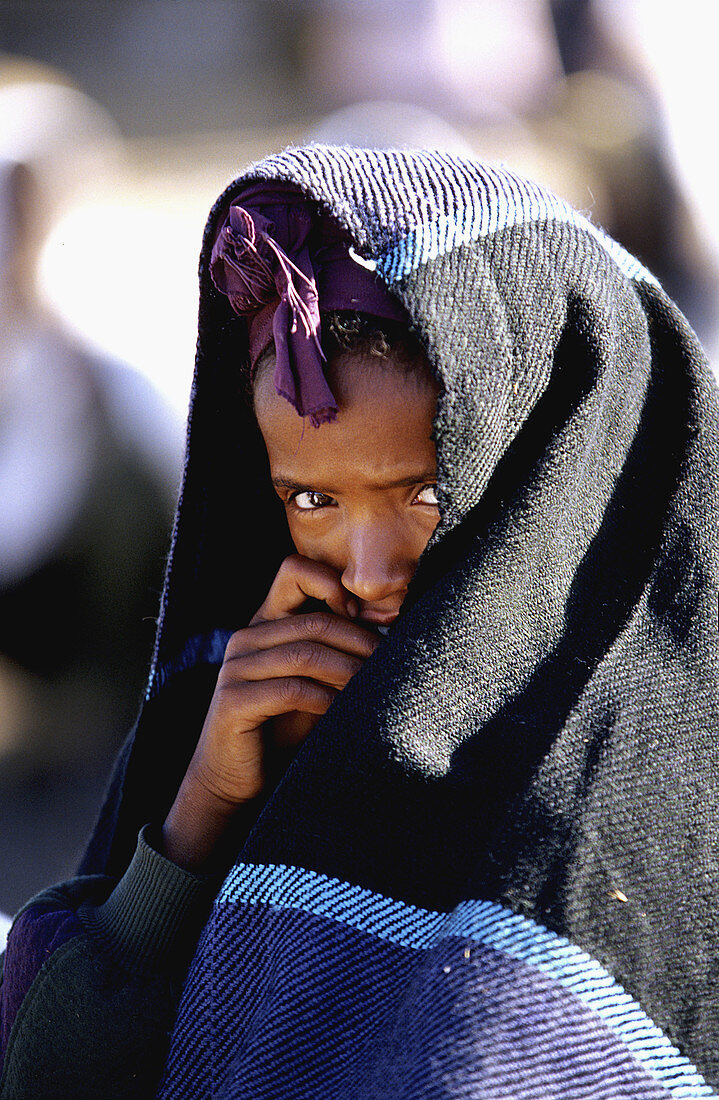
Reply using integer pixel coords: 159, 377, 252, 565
253, 310, 430, 382
320, 310, 426, 366
250, 310, 435, 406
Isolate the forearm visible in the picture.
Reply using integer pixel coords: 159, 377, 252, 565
162, 763, 251, 873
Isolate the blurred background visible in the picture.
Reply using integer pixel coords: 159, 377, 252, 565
1, 0, 717, 923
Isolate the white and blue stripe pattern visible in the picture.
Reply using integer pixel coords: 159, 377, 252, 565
220, 862, 715, 1099
375, 158, 658, 287
252, 146, 659, 289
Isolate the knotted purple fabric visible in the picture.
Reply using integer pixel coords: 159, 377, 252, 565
209, 181, 408, 426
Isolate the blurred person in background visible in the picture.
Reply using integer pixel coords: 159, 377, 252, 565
547, 0, 718, 355
300, 0, 718, 358
0, 65, 178, 916
0, 142, 716, 1097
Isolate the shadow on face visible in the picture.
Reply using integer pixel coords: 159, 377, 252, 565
254, 348, 440, 627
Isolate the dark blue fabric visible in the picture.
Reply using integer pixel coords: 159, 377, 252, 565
162, 900, 671, 1099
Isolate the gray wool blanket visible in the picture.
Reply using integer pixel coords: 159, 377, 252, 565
83, 146, 719, 1098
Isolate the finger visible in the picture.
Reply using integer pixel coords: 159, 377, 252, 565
226, 611, 380, 661
215, 676, 337, 728
266, 711, 319, 751
251, 555, 357, 623
222, 640, 364, 692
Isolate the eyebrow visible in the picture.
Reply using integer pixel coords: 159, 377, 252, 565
271, 470, 437, 493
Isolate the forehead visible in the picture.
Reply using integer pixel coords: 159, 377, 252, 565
254, 352, 439, 487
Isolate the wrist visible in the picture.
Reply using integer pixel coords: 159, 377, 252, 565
162, 775, 245, 872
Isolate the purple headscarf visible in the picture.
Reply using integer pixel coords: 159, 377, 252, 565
209, 181, 408, 426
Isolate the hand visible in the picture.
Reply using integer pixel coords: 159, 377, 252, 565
162, 556, 378, 869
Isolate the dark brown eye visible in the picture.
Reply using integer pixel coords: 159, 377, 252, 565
292, 490, 335, 511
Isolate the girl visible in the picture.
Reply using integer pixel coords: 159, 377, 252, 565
1, 146, 717, 1099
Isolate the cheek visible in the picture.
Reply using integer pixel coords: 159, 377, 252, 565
287, 508, 439, 569
285, 516, 342, 565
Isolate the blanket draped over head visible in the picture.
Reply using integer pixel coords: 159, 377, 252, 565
82, 146, 718, 1098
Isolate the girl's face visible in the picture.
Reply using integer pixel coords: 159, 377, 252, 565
255, 351, 440, 629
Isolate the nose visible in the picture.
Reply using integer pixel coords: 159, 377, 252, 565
340, 521, 416, 604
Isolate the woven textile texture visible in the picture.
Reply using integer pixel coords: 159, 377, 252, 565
81, 146, 718, 1097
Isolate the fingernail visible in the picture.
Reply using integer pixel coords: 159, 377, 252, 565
347, 599, 358, 618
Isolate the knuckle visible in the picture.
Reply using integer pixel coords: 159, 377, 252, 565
214, 671, 245, 700
301, 611, 335, 641
278, 553, 302, 577
275, 677, 305, 707
223, 629, 248, 660
285, 640, 316, 671
216, 663, 235, 689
